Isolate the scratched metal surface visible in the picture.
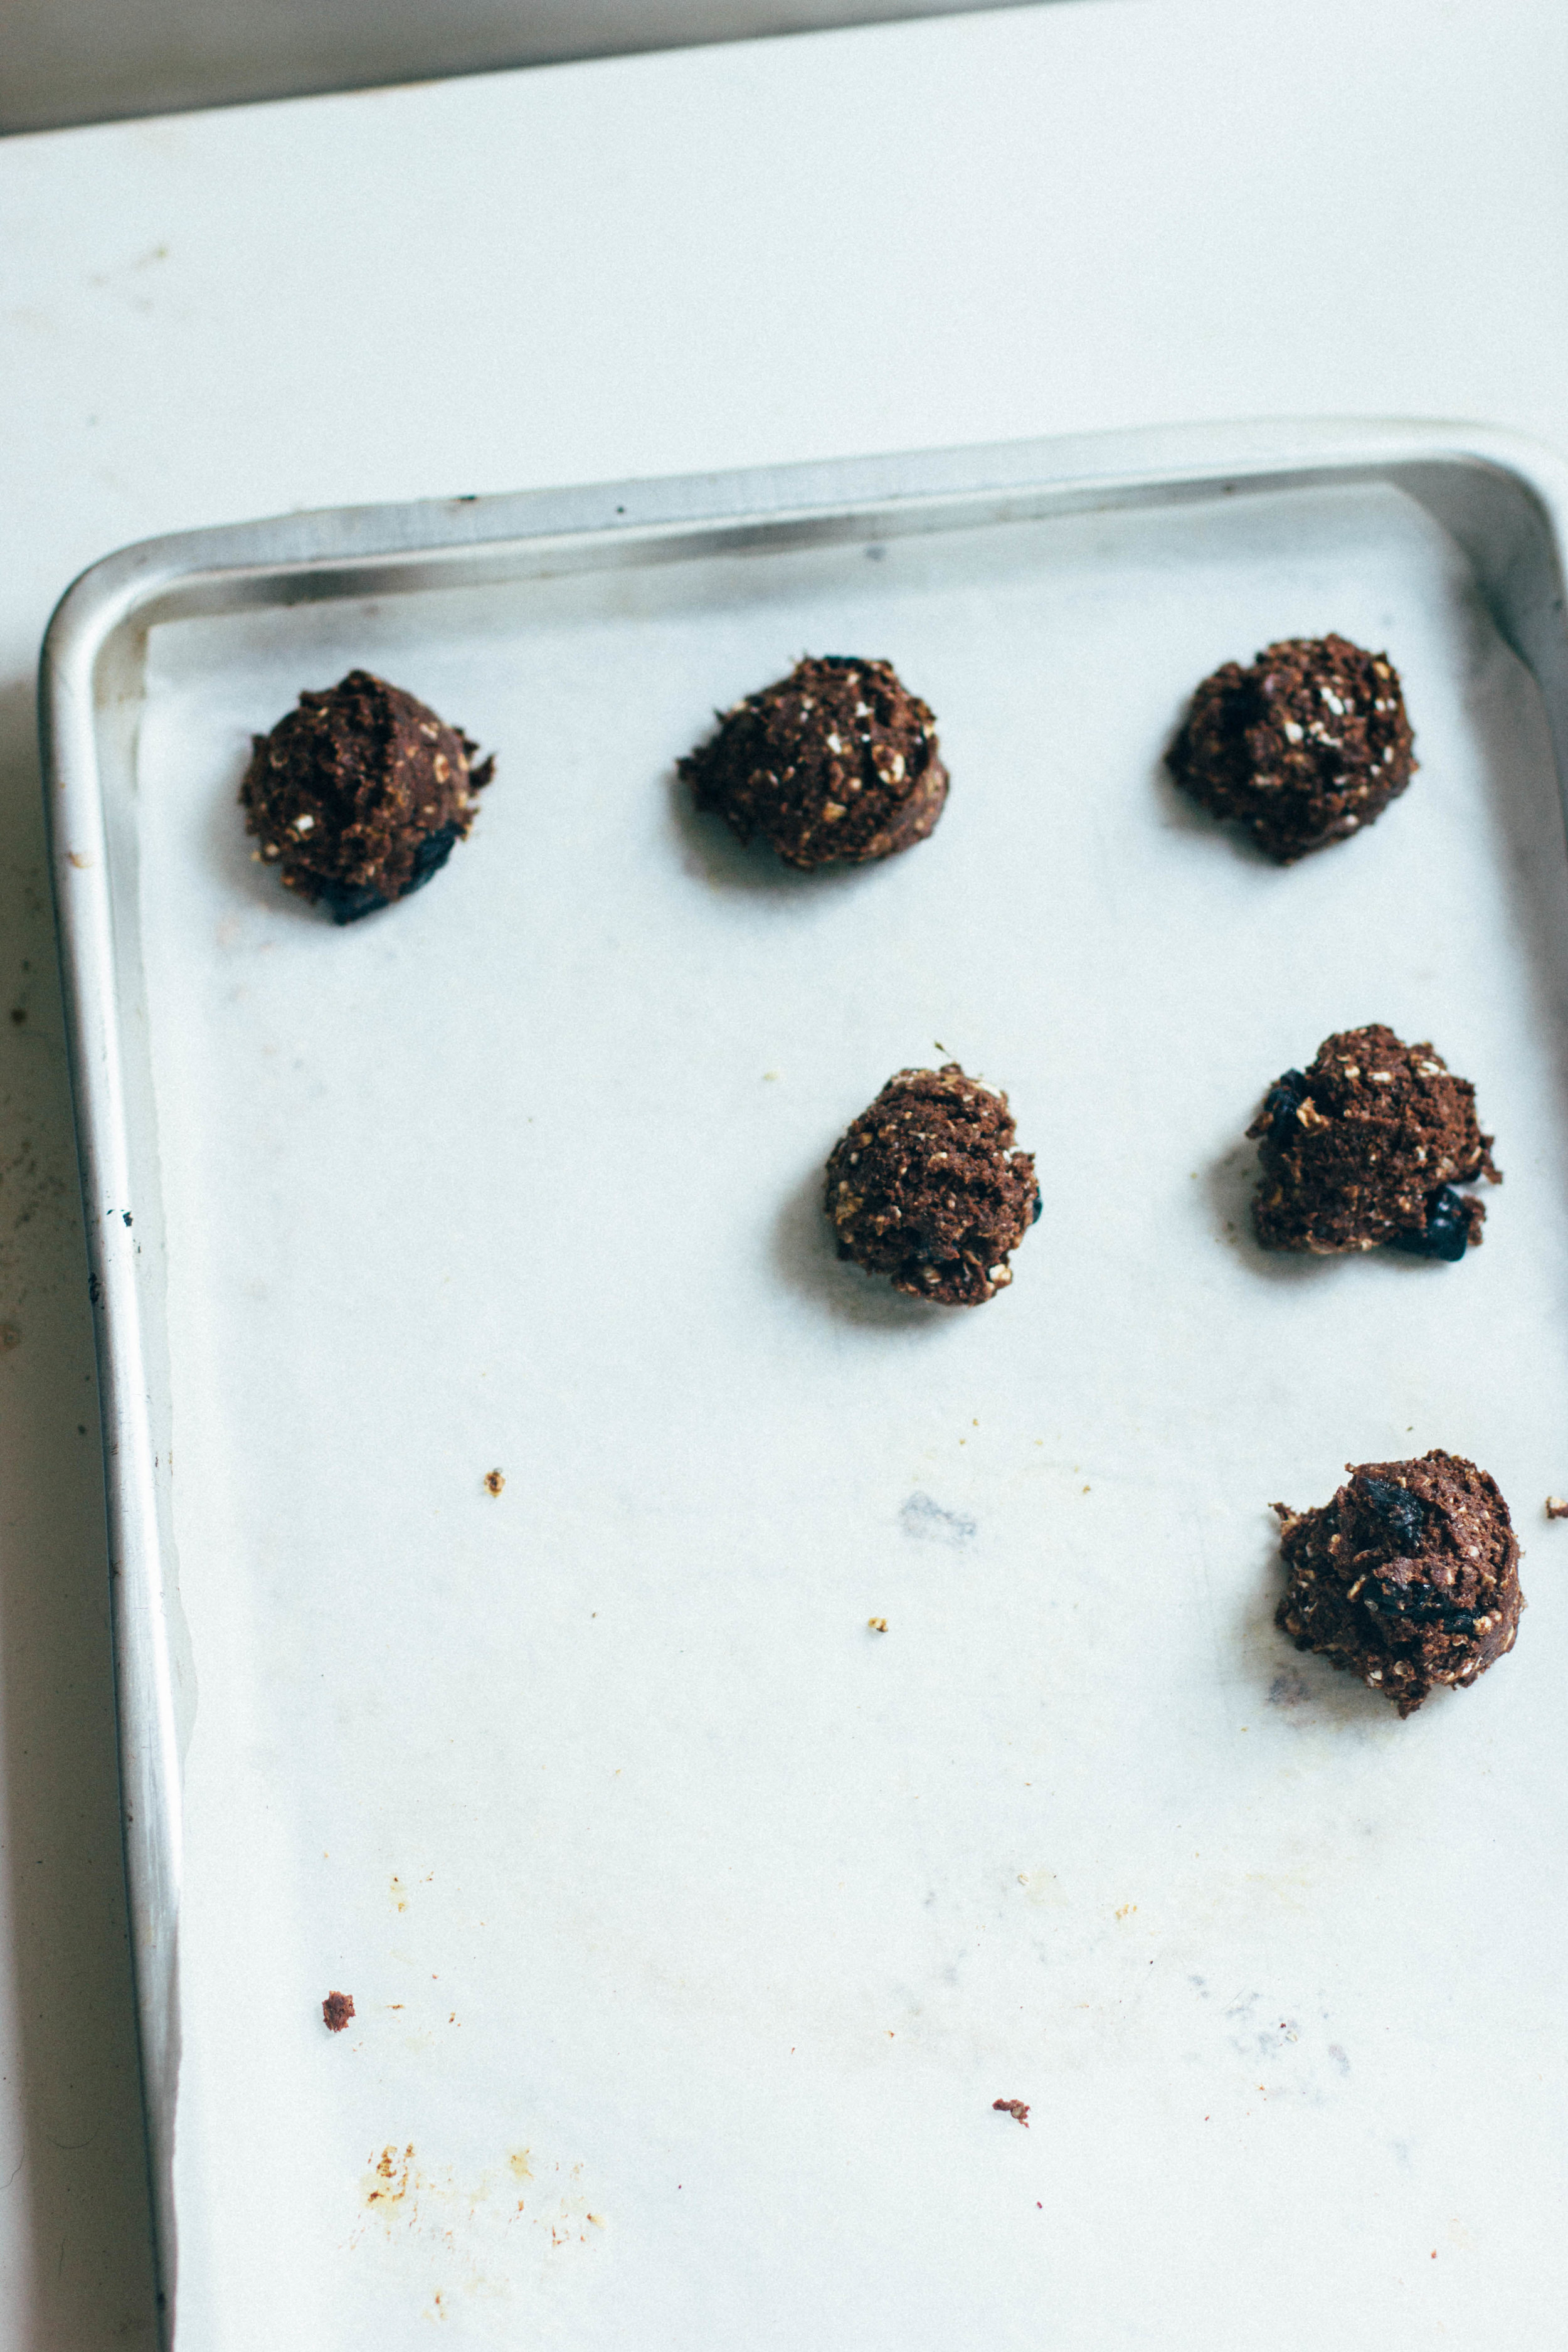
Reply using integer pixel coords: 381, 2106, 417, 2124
121, 474, 1568, 2346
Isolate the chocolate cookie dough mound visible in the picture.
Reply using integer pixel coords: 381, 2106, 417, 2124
1247, 1023, 1498, 1257
679, 655, 948, 871
1168, 633, 1414, 862
1274, 1449, 1522, 1715
241, 669, 494, 923
825, 1064, 1038, 1305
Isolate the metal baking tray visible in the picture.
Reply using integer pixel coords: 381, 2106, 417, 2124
42, 420, 1568, 2349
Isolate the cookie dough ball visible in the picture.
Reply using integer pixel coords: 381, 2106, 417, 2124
1247, 1023, 1498, 1258
679, 655, 948, 871
1274, 1450, 1522, 1715
240, 669, 494, 923
1168, 633, 1414, 863
825, 1064, 1039, 1305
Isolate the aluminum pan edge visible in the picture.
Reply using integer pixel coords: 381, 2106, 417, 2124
37, 415, 1568, 2348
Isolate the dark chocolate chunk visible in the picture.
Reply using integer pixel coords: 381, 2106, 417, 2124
1392, 1182, 1471, 1263
1357, 1475, 1426, 1553
1273, 1450, 1523, 1715
679, 655, 948, 871
1259, 1069, 1309, 1150
1246, 1024, 1498, 1256
322, 1989, 356, 2032
241, 670, 493, 923
1168, 633, 1415, 862
824, 1064, 1038, 1306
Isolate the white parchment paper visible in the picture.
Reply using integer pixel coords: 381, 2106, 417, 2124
135, 483, 1568, 2349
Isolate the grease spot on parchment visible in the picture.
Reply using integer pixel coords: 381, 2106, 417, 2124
900, 1492, 976, 1547
1268, 1672, 1313, 1709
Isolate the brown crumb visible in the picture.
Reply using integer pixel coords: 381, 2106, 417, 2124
1547, 1497, 1568, 1520
322, 1990, 355, 2033
993, 2098, 1030, 2127
867, 1616, 889, 1633
484, 1469, 506, 1496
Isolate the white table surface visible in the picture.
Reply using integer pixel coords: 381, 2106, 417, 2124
1, 3, 1566, 2341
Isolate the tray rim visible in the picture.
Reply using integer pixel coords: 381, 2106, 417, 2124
38, 413, 1568, 2347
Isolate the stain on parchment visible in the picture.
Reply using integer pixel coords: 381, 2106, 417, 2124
900, 1492, 976, 1547
364, 2141, 415, 2209
351, 2138, 605, 2316
1267, 1671, 1313, 1708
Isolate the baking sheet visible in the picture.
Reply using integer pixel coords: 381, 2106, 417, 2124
129, 477, 1568, 2348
